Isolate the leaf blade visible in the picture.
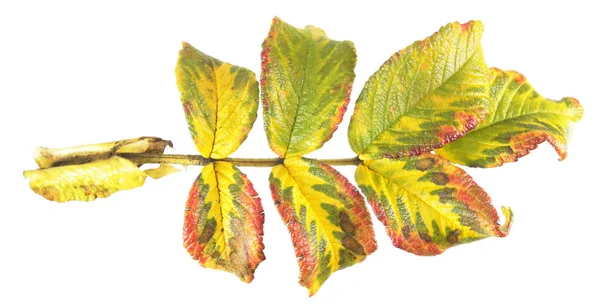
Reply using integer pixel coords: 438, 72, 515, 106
184, 162, 265, 282
176, 42, 259, 159
348, 21, 489, 159
24, 156, 147, 202
436, 68, 583, 167
261, 17, 356, 157
269, 157, 376, 295
356, 154, 511, 256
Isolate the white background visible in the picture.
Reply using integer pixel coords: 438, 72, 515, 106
1, 1, 598, 307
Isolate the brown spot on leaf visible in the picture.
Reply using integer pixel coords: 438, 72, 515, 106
415, 158, 435, 171
418, 232, 432, 243
228, 237, 253, 282
401, 225, 411, 240
342, 235, 365, 256
435, 188, 456, 204
34, 187, 61, 202
446, 229, 461, 244
183, 101, 194, 116
430, 172, 449, 185
339, 211, 355, 234
210, 249, 222, 260
197, 218, 216, 243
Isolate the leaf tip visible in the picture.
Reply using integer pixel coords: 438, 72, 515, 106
499, 206, 514, 236
239, 273, 256, 284
33, 147, 52, 168
462, 19, 483, 29
264, 16, 282, 44
179, 41, 193, 55
546, 135, 568, 161
304, 24, 326, 39
452, 20, 484, 35
439, 20, 484, 42
303, 277, 325, 297
562, 96, 584, 122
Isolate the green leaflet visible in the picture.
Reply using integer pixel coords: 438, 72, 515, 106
348, 21, 489, 160
436, 68, 583, 167
176, 42, 259, 159
261, 17, 357, 158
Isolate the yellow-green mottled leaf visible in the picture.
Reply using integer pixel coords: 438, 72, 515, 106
24, 156, 147, 202
348, 21, 489, 160
261, 17, 356, 157
356, 154, 511, 256
34, 136, 172, 168
269, 157, 376, 296
176, 42, 259, 159
436, 68, 583, 167
184, 162, 264, 282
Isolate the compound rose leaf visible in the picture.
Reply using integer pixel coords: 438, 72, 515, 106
436, 68, 583, 167
349, 21, 489, 160
269, 157, 376, 296
176, 42, 259, 159
261, 17, 356, 158
184, 161, 265, 282
356, 153, 512, 256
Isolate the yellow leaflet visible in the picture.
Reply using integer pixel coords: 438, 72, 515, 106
356, 154, 511, 256
176, 42, 259, 159
269, 157, 376, 295
24, 156, 147, 202
25, 137, 178, 202
184, 162, 265, 282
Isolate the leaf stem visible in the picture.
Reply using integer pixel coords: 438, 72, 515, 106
117, 153, 361, 167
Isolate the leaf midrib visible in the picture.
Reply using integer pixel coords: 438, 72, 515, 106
282, 161, 341, 274
208, 59, 220, 158
470, 109, 574, 136
282, 33, 311, 157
